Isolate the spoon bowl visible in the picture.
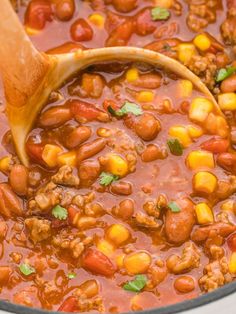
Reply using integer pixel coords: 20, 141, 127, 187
0, 0, 221, 165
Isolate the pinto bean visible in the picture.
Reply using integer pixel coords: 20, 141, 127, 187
110, 181, 133, 195
0, 266, 12, 285
135, 113, 161, 141
78, 159, 101, 185
9, 165, 28, 196
70, 18, 93, 42
192, 222, 236, 242
141, 144, 167, 162
26, 142, 44, 164
111, 0, 137, 12
82, 248, 116, 276
220, 74, 236, 93
165, 198, 196, 244
65, 126, 92, 149
131, 73, 162, 89
200, 138, 229, 153
24, 0, 53, 30
77, 138, 106, 163
135, 8, 157, 36
174, 276, 195, 293
0, 183, 23, 217
39, 106, 72, 128
145, 38, 181, 59
78, 280, 99, 298
217, 152, 236, 173
112, 199, 134, 220
55, 0, 75, 21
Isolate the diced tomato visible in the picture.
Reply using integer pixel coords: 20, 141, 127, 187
82, 248, 116, 277
58, 296, 78, 312
103, 99, 120, 111
70, 18, 93, 42
227, 233, 236, 251
24, 0, 53, 30
200, 138, 230, 153
135, 8, 157, 36
67, 205, 80, 225
106, 20, 134, 47
69, 99, 107, 122
26, 142, 44, 164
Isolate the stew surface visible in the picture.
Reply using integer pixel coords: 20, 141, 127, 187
0, 0, 236, 312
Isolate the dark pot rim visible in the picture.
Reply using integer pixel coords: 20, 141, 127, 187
0, 281, 235, 314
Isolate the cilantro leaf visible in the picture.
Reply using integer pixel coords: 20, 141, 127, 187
19, 263, 36, 276
168, 201, 181, 213
123, 275, 147, 292
108, 102, 143, 117
216, 66, 236, 83
52, 205, 68, 220
167, 138, 183, 156
99, 172, 119, 186
67, 272, 76, 279
151, 7, 170, 21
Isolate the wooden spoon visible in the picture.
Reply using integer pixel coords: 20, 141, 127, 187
0, 0, 221, 166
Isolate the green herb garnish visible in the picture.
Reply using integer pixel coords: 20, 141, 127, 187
151, 7, 170, 21
216, 66, 236, 83
108, 101, 143, 117
19, 263, 36, 276
99, 172, 119, 186
168, 201, 181, 213
123, 275, 147, 292
67, 273, 76, 279
52, 205, 68, 220
167, 138, 183, 156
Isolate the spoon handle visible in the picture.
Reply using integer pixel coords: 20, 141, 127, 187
0, 0, 50, 108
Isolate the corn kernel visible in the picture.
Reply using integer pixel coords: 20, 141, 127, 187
25, 26, 40, 35
106, 224, 130, 246
88, 13, 105, 28
42, 144, 62, 168
169, 125, 192, 147
186, 150, 215, 170
189, 98, 213, 122
57, 151, 77, 167
106, 153, 128, 177
178, 80, 193, 98
177, 43, 197, 65
97, 239, 115, 256
218, 93, 236, 111
97, 127, 112, 138
229, 252, 236, 274
193, 34, 211, 51
0, 156, 12, 173
124, 251, 151, 274
126, 68, 139, 82
137, 91, 154, 103
221, 200, 234, 212
195, 203, 214, 224
187, 125, 203, 138
193, 171, 217, 194
116, 254, 125, 268
154, 0, 173, 8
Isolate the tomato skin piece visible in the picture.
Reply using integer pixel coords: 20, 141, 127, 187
82, 248, 116, 276
227, 233, 236, 251
58, 296, 78, 312
200, 138, 230, 153
103, 99, 120, 111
